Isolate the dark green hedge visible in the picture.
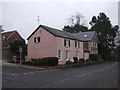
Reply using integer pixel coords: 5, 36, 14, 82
66, 60, 73, 64
73, 57, 78, 63
24, 57, 58, 66
79, 58, 85, 63
89, 54, 101, 61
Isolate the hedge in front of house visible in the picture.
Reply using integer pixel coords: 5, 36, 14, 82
73, 57, 78, 63
79, 58, 85, 63
66, 60, 73, 64
24, 57, 58, 66
89, 54, 101, 61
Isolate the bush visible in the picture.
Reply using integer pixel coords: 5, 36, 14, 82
79, 58, 85, 63
73, 57, 78, 63
47, 57, 58, 66
86, 59, 90, 62
89, 54, 101, 61
24, 57, 58, 66
66, 60, 73, 64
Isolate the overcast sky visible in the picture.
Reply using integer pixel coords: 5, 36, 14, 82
0, 1, 119, 41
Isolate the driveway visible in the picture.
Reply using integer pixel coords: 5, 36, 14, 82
2, 61, 119, 88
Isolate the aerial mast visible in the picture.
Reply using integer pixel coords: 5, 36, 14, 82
37, 16, 40, 25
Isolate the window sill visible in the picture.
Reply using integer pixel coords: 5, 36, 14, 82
66, 59, 69, 61
65, 46, 70, 48
58, 59, 62, 62
35, 42, 40, 43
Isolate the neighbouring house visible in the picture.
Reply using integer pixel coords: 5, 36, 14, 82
2, 30, 23, 47
73, 31, 99, 54
27, 25, 90, 64
2, 30, 24, 60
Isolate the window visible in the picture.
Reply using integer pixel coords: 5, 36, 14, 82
75, 41, 80, 48
2, 36, 6, 41
66, 50, 70, 60
58, 50, 62, 61
96, 43, 97, 48
76, 51, 79, 59
34, 37, 40, 43
64, 39, 70, 47
91, 42, 93, 47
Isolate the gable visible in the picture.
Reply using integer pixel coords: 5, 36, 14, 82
91, 33, 100, 43
2, 31, 23, 41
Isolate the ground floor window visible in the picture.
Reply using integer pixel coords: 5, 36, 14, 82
76, 51, 79, 59
58, 50, 62, 61
66, 50, 70, 61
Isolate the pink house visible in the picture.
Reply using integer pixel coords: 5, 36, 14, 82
27, 25, 89, 64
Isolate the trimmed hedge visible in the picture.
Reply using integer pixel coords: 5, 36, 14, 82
23, 57, 58, 66
73, 57, 78, 63
79, 58, 85, 63
66, 60, 73, 64
89, 54, 101, 61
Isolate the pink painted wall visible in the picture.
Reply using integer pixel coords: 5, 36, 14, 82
56, 37, 84, 64
28, 26, 85, 65
28, 27, 57, 59
84, 52, 89, 61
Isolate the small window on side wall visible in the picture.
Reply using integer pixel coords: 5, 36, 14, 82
34, 37, 40, 43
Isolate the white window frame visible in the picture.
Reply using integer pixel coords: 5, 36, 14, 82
96, 43, 97, 48
76, 51, 79, 59
2, 36, 6, 41
66, 40, 69, 47
58, 50, 62, 61
91, 42, 93, 47
76, 41, 80, 48
66, 50, 70, 61
64, 39, 70, 47
34, 37, 40, 43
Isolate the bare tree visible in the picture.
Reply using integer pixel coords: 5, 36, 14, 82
67, 12, 87, 26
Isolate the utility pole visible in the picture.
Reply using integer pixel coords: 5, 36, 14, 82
19, 46, 22, 64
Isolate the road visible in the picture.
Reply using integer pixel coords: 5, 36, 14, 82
2, 61, 119, 88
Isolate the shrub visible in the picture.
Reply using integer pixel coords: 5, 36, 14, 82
89, 54, 101, 61
73, 57, 78, 63
66, 60, 73, 64
79, 58, 85, 63
86, 59, 90, 62
47, 57, 58, 66
24, 57, 58, 66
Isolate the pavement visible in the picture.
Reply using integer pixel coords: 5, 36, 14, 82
2, 61, 119, 88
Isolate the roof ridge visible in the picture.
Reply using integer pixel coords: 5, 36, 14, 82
27, 24, 83, 41
2, 30, 16, 34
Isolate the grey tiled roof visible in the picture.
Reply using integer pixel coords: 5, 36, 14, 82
72, 31, 95, 41
27, 25, 83, 41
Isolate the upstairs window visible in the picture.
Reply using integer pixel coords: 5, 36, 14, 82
34, 37, 40, 43
64, 39, 70, 47
75, 41, 80, 48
